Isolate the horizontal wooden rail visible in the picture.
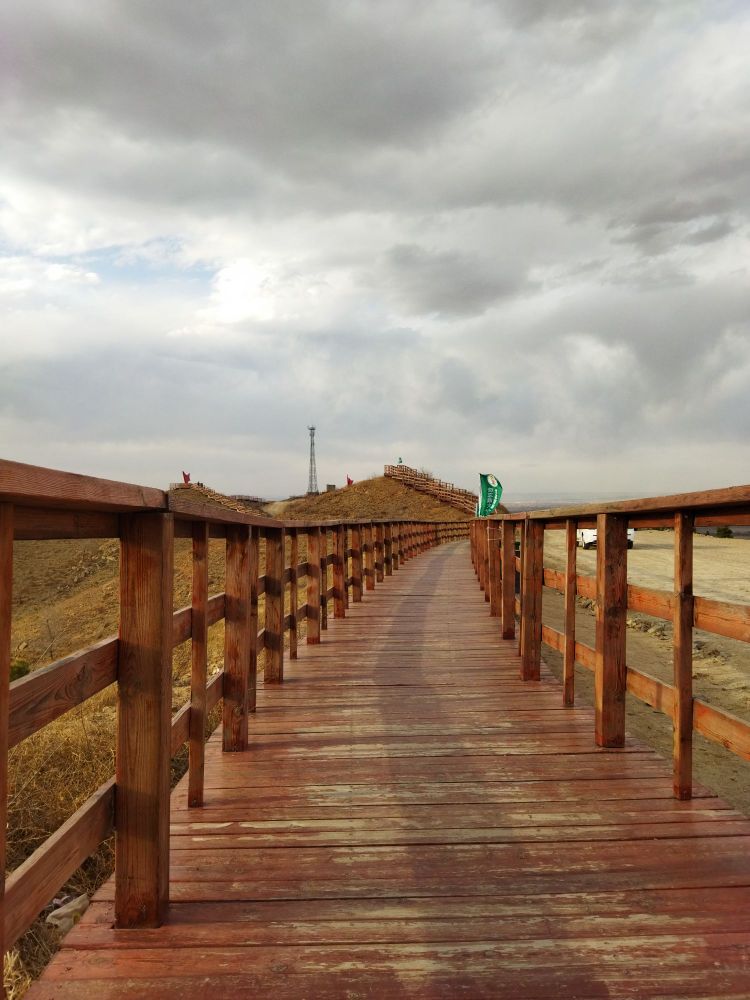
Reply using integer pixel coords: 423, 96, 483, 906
471, 486, 750, 801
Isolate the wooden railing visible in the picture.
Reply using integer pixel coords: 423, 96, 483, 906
0, 458, 468, 971
384, 464, 477, 514
470, 485, 750, 801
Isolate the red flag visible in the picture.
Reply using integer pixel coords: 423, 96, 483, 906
346, 475, 353, 486
182, 471, 191, 484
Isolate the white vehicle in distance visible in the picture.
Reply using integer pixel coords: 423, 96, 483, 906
577, 527, 635, 550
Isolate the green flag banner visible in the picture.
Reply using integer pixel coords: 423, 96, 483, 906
477, 473, 503, 517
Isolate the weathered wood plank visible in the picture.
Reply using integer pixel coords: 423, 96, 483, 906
188, 521, 208, 806
0, 503, 12, 973
673, 512, 694, 799
594, 513, 628, 748
116, 512, 173, 927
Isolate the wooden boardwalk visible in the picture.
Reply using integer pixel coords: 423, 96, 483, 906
31, 541, 750, 998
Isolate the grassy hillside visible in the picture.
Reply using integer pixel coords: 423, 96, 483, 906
267, 476, 472, 522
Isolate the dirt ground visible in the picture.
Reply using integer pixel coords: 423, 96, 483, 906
540, 528, 750, 816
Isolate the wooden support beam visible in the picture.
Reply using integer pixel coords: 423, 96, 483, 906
320, 529, 328, 631
333, 524, 346, 618
188, 521, 208, 807
484, 524, 491, 600
364, 523, 375, 591
392, 523, 400, 570
289, 530, 298, 658
594, 513, 628, 748
343, 526, 350, 608
501, 520, 515, 640
0, 504, 12, 980
563, 519, 576, 707
248, 527, 259, 712
517, 521, 525, 657
673, 512, 694, 799
375, 523, 385, 583
351, 524, 363, 601
488, 521, 500, 617
264, 527, 285, 683
223, 523, 250, 752
306, 527, 321, 644
519, 520, 543, 681
116, 512, 173, 928
384, 522, 393, 576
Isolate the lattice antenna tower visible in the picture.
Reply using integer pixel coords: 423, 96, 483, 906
307, 425, 318, 494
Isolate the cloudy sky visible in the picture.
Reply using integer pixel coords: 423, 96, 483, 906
2, 1, 749, 500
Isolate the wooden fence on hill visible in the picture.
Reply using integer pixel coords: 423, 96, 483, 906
0, 458, 468, 978
384, 464, 477, 514
470, 485, 750, 802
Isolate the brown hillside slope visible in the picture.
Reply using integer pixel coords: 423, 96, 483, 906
266, 476, 472, 522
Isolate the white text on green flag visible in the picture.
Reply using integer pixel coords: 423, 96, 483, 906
478, 473, 503, 516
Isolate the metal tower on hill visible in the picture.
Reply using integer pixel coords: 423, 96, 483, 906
307, 426, 318, 494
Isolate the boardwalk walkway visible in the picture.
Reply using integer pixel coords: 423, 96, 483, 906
31, 541, 750, 998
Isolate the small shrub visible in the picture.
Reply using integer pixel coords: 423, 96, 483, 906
10, 660, 30, 682
716, 525, 734, 539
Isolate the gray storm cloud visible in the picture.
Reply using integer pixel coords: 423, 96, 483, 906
0, 0, 748, 497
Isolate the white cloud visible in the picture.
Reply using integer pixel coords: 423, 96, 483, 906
1, 0, 749, 497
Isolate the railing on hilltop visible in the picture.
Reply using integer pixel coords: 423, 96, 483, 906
384, 464, 477, 514
0, 458, 468, 972
470, 486, 750, 801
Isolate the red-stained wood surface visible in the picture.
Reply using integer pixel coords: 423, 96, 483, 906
563, 519, 576, 707
673, 513, 694, 799
0, 504, 12, 985
264, 528, 285, 683
115, 512, 173, 928
594, 513, 628, 748
28, 541, 750, 999
188, 522, 208, 807
306, 527, 321, 644
223, 524, 251, 751
289, 530, 299, 658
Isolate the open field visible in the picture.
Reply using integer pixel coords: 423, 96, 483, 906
541, 529, 750, 814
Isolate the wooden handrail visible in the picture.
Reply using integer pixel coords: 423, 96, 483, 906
0, 456, 470, 960
471, 489, 750, 802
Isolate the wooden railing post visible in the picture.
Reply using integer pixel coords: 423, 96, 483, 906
116, 511, 173, 928
223, 523, 251, 752
320, 528, 328, 632
375, 523, 385, 582
673, 512, 694, 799
333, 524, 346, 618
488, 521, 500, 617
248, 527, 259, 712
594, 513, 628, 748
384, 522, 393, 576
188, 521, 208, 807
342, 525, 350, 608
393, 523, 400, 570
0, 504, 13, 973
501, 520, 515, 640
265, 527, 285, 682
306, 526, 321, 644
519, 520, 543, 681
364, 523, 375, 591
351, 524, 363, 601
517, 520, 525, 657
563, 519, 576, 707
289, 529, 299, 658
